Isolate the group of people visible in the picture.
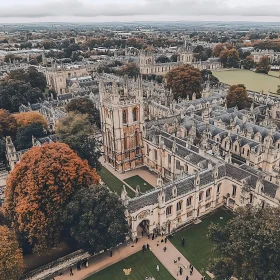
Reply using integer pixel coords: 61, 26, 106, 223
69, 258, 89, 276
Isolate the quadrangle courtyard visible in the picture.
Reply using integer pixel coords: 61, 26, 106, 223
82, 208, 233, 280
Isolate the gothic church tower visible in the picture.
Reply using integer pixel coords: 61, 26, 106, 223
99, 78, 145, 173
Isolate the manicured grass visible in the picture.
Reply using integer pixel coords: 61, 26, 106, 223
169, 209, 233, 279
98, 166, 135, 198
269, 71, 280, 78
213, 69, 280, 93
124, 175, 154, 193
85, 250, 174, 280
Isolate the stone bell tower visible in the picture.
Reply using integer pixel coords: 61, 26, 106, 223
99, 77, 145, 173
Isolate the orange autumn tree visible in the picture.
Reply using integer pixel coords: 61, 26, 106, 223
166, 64, 202, 100
4, 142, 100, 252
0, 109, 17, 137
14, 111, 48, 129
0, 226, 24, 280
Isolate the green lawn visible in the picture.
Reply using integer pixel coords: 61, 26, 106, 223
269, 71, 280, 78
85, 250, 174, 280
98, 166, 135, 198
124, 175, 154, 193
213, 69, 280, 93
169, 209, 233, 279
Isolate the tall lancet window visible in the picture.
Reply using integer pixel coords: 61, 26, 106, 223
133, 107, 138, 122
122, 110, 127, 124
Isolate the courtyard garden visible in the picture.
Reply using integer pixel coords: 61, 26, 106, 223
213, 69, 280, 94
124, 175, 154, 193
169, 209, 233, 279
85, 250, 174, 280
98, 166, 135, 198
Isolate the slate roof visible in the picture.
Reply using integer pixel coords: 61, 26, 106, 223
127, 162, 279, 212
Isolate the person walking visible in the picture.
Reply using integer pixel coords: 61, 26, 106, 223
164, 237, 167, 243
156, 265, 160, 272
163, 246, 167, 252
179, 267, 183, 275
157, 241, 159, 246
135, 237, 138, 243
70, 266, 73, 276
186, 276, 189, 280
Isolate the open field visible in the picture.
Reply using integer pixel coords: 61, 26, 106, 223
124, 175, 154, 193
269, 71, 280, 78
169, 209, 233, 279
213, 70, 280, 93
85, 250, 174, 280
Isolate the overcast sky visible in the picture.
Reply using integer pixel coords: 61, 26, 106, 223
1, 0, 280, 23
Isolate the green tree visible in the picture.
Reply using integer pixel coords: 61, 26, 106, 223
8, 67, 47, 92
226, 84, 251, 109
0, 80, 43, 112
256, 56, 270, 74
170, 54, 179, 62
156, 55, 170, 63
208, 206, 280, 280
66, 98, 101, 128
166, 64, 202, 100
14, 123, 45, 150
62, 185, 127, 253
243, 55, 256, 70
119, 63, 140, 78
56, 113, 101, 169
200, 69, 220, 87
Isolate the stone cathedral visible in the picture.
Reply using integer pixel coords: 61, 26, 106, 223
99, 78, 280, 241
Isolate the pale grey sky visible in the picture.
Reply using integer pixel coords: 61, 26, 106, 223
1, 0, 280, 23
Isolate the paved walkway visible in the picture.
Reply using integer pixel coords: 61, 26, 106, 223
56, 236, 203, 280
99, 157, 158, 187
152, 238, 203, 280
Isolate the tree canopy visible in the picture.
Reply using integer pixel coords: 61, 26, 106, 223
14, 111, 48, 129
208, 206, 280, 280
14, 123, 45, 151
4, 142, 100, 252
0, 80, 43, 112
8, 67, 47, 92
56, 113, 101, 169
62, 185, 127, 253
66, 98, 101, 128
166, 64, 202, 100
0, 109, 17, 138
256, 56, 270, 74
243, 55, 256, 70
226, 84, 251, 109
119, 63, 140, 78
0, 226, 24, 280
219, 48, 240, 68
200, 69, 220, 87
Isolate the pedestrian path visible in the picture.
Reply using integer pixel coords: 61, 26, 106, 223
152, 238, 203, 280
56, 236, 203, 280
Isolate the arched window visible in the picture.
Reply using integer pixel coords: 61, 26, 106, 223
206, 188, 212, 198
133, 107, 138, 122
135, 131, 139, 147
122, 110, 127, 124
176, 201, 182, 211
249, 193, 253, 203
232, 185, 237, 196
186, 196, 192, 206
199, 192, 204, 201
217, 183, 221, 194
124, 132, 127, 150
166, 206, 172, 216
